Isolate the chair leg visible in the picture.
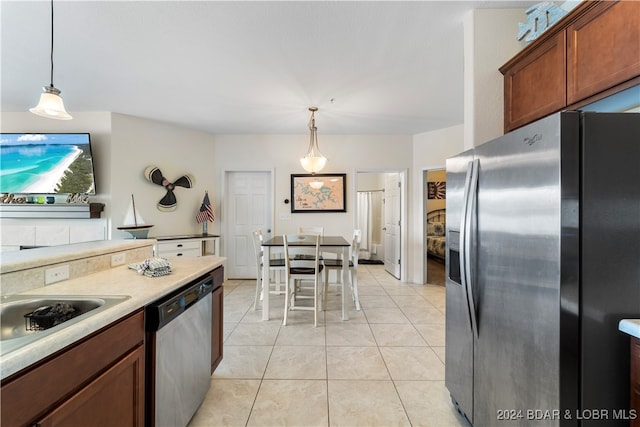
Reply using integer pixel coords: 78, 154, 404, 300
313, 277, 318, 328
253, 275, 261, 311
283, 277, 291, 326
275, 269, 282, 293
351, 269, 361, 311
322, 269, 328, 311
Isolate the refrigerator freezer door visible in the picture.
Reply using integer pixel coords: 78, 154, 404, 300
579, 112, 640, 423
472, 113, 573, 426
445, 149, 475, 423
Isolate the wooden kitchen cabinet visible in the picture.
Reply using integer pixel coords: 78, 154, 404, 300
632, 337, 640, 427
501, 31, 567, 132
35, 346, 144, 427
567, 1, 640, 105
500, 0, 640, 132
1, 310, 144, 427
210, 265, 224, 374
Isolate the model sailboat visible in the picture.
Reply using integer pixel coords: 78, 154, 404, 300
117, 194, 153, 239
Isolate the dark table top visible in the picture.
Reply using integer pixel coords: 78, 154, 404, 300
262, 235, 349, 247
154, 234, 220, 241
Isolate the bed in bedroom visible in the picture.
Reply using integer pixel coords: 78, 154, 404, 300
426, 208, 446, 261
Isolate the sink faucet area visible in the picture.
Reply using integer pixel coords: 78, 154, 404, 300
0, 295, 130, 356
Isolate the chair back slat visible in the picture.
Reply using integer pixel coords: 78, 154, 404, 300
284, 234, 321, 272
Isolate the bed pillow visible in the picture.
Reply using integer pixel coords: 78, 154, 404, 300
427, 222, 445, 236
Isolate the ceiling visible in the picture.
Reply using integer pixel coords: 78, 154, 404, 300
1, 1, 536, 135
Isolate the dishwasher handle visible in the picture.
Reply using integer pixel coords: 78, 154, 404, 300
185, 281, 213, 309
146, 273, 214, 331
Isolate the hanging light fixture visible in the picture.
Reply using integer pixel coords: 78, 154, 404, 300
300, 107, 326, 173
30, 0, 72, 120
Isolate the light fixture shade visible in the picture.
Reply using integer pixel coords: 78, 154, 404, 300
30, 86, 72, 120
300, 155, 327, 174
300, 107, 327, 174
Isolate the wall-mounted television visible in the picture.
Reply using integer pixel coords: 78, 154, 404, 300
0, 133, 97, 195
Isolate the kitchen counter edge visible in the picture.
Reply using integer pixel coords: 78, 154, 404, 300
0, 255, 225, 380
619, 319, 640, 339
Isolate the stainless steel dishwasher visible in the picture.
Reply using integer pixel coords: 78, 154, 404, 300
146, 273, 213, 427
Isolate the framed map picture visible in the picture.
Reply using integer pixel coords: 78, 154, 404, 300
291, 173, 346, 213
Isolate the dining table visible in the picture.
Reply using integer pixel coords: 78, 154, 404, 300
261, 235, 351, 322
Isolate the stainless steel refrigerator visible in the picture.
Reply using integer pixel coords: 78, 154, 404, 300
445, 111, 640, 426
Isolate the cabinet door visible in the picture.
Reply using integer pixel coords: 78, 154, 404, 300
211, 267, 224, 374
567, 1, 640, 105
36, 346, 144, 427
502, 31, 567, 132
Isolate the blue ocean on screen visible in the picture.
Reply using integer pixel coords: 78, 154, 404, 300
0, 133, 91, 194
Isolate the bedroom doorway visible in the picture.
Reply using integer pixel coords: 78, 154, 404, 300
424, 168, 446, 286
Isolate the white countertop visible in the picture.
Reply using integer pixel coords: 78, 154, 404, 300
619, 319, 640, 339
0, 255, 225, 380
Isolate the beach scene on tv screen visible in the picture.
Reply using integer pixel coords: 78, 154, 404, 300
0, 133, 96, 194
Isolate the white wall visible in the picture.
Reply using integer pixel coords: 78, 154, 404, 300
0, 112, 216, 239
0, 111, 113, 216
210, 133, 413, 243
410, 124, 464, 283
463, 9, 526, 149
110, 113, 215, 238
1, 7, 529, 283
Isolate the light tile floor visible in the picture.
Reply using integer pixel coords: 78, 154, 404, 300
189, 264, 470, 427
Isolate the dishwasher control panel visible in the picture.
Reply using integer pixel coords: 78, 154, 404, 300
146, 273, 214, 331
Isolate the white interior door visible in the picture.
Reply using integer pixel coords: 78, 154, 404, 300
384, 173, 401, 279
225, 171, 272, 279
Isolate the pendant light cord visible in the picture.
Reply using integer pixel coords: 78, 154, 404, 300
49, 0, 54, 88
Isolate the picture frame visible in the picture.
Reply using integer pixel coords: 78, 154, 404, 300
427, 181, 446, 199
291, 173, 347, 213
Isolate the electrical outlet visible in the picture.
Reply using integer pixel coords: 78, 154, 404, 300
111, 253, 126, 267
45, 265, 70, 285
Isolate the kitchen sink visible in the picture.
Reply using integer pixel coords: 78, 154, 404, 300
0, 295, 130, 356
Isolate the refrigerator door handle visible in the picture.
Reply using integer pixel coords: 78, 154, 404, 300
460, 159, 479, 339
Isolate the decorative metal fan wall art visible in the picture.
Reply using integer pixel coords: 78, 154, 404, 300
144, 166, 195, 211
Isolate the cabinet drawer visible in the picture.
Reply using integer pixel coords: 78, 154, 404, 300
156, 241, 202, 257
157, 240, 201, 251
159, 248, 201, 258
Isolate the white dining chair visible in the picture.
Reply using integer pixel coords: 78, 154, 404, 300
323, 229, 362, 311
296, 226, 325, 261
251, 229, 286, 311
282, 234, 324, 327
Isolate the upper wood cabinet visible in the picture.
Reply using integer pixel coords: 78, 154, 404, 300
501, 31, 567, 132
500, 1, 640, 132
567, 1, 640, 104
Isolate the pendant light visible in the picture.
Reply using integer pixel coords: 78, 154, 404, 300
300, 107, 326, 173
30, 0, 72, 120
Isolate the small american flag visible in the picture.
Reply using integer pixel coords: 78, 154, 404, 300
196, 192, 215, 223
